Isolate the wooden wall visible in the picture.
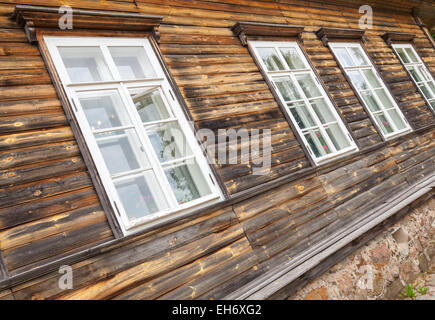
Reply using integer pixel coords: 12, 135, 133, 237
0, 0, 434, 299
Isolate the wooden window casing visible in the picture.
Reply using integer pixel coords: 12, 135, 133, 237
392, 43, 435, 111
249, 41, 358, 164
45, 36, 223, 235
329, 42, 412, 139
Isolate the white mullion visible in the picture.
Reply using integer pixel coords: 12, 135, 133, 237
274, 43, 292, 71
93, 125, 135, 135
119, 83, 179, 208
161, 155, 196, 169
100, 44, 122, 81
111, 167, 153, 180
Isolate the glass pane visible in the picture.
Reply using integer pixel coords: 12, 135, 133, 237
304, 130, 332, 158
288, 101, 316, 129
273, 77, 301, 102
295, 74, 322, 98
114, 172, 168, 221
387, 109, 407, 131
396, 48, 410, 63
362, 69, 381, 88
164, 161, 211, 205
428, 82, 435, 94
279, 47, 305, 70
130, 88, 170, 123
109, 47, 156, 80
374, 89, 394, 109
334, 48, 354, 67
404, 48, 418, 63
348, 47, 368, 66
361, 91, 381, 112
407, 66, 423, 83
430, 100, 435, 110
58, 47, 112, 83
257, 47, 285, 71
94, 129, 149, 176
78, 91, 131, 131
419, 84, 434, 100
324, 123, 351, 151
418, 66, 430, 81
348, 70, 369, 91
374, 112, 394, 134
310, 98, 336, 124
147, 122, 192, 163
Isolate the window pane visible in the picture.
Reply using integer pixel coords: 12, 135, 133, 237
324, 123, 351, 151
109, 47, 156, 80
257, 47, 285, 71
361, 91, 382, 112
94, 129, 149, 176
295, 74, 322, 98
288, 101, 316, 129
348, 47, 368, 66
419, 84, 434, 100
304, 129, 332, 158
430, 100, 435, 109
130, 88, 170, 123
348, 70, 369, 91
387, 109, 407, 131
407, 66, 423, 83
428, 82, 435, 94
58, 47, 112, 83
418, 66, 431, 81
334, 48, 354, 67
114, 172, 168, 221
279, 47, 305, 69
404, 48, 418, 63
374, 113, 394, 134
362, 69, 381, 88
147, 122, 192, 163
164, 161, 211, 204
78, 91, 131, 131
374, 89, 394, 109
273, 76, 301, 102
310, 98, 336, 124
396, 48, 410, 63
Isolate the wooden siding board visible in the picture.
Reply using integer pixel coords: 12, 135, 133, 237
0, 0, 433, 300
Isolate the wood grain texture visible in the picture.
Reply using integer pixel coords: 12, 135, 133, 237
0, 0, 433, 300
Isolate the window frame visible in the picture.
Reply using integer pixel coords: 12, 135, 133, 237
249, 40, 358, 165
329, 41, 412, 139
392, 43, 435, 112
44, 36, 223, 235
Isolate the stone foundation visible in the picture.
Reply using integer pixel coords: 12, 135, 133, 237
290, 197, 435, 300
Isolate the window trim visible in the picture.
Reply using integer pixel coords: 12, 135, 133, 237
329, 41, 412, 140
249, 40, 359, 165
44, 36, 224, 235
392, 43, 435, 113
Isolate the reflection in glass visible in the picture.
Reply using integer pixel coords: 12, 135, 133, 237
58, 47, 112, 83
374, 113, 394, 134
396, 48, 410, 63
348, 70, 369, 91
273, 77, 301, 102
130, 88, 170, 123
147, 122, 192, 163
325, 123, 351, 151
387, 109, 407, 131
109, 47, 157, 80
164, 161, 211, 204
310, 98, 335, 124
78, 91, 131, 131
348, 47, 368, 66
115, 173, 168, 221
361, 91, 381, 112
94, 129, 148, 175
288, 101, 316, 129
304, 129, 331, 158
279, 47, 305, 69
296, 74, 322, 98
334, 48, 354, 67
257, 48, 285, 71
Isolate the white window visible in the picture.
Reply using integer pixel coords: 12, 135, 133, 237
45, 37, 222, 234
330, 42, 411, 138
249, 41, 357, 164
393, 44, 435, 111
